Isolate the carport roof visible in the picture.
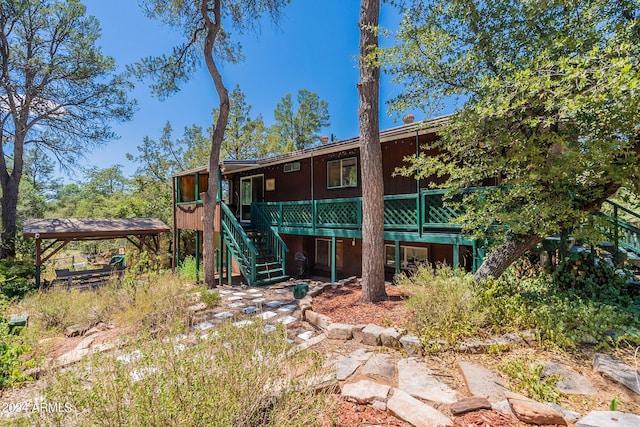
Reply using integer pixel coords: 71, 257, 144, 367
23, 218, 170, 240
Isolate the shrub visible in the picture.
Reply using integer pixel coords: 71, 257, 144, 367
0, 260, 36, 299
0, 295, 31, 390
177, 256, 199, 283
397, 266, 488, 345
197, 287, 221, 308
499, 358, 565, 403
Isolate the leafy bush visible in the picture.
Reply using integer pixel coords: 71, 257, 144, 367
0, 260, 36, 299
176, 255, 200, 283
397, 266, 488, 345
36, 322, 334, 426
499, 358, 565, 403
402, 265, 640, 350
0, 295, 31, 390
197, 287, 221, 308
480, 269, 640, 349
552, 251, 635, 302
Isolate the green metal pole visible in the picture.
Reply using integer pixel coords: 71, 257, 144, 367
453, 243, 460, 269
395, 240, 401, 277
195, 231, 200, 285
416, 130, 422, 237
331, 236, 337, 283
227, 245, 232, 286
176, 229, 181, 267
614, 204, 619, 266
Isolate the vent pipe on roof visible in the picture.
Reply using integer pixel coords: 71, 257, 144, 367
320, 135, 329, 144
403, 114, 415, 124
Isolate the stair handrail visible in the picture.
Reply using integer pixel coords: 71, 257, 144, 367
220, 201, 258, 284
251, 203, 289, 269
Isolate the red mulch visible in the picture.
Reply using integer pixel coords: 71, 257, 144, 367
331, 397, 412, 427
452, 409, 529, 427
311, 281, 412, 329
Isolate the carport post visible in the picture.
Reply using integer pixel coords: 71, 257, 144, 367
35, 237, 41, 289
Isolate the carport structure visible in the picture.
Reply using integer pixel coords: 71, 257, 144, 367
23, 218, 170, 287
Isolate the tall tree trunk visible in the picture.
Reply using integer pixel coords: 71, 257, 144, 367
358, 0, 386, 303
201, 0, 229, 287
0, 174, 19, 258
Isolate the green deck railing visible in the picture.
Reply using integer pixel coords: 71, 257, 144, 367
255, 190, 464, 232
599, 200, 640, 256
220, 201, 258, 285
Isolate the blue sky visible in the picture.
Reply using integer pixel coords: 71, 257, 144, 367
78, 1, 438, 178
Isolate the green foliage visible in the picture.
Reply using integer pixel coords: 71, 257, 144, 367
402, 264, 640, 349
0, 260, 36, 299
37, 323, 333, 426
480, 270, 640, 349
198, 287, 221, 308
220, 84, 268, 160
177, 256, 199, 283
499, 359, 565, 403
552, 251, 636, 303
0, 295, 31, 390
387, 0, 640, 248
397, 266, 488, 345
268, 89, 331, 153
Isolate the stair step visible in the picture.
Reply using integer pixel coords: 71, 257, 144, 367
257, 261, 282, 269
254, 275, 290, 286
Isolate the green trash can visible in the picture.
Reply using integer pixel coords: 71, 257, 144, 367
8, 314, 29, 335
293, 282, 309, 299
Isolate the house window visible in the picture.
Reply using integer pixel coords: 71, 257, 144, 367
384, 245, 428, 270
316, 239, 343, 270
327, 157, 357, 189
283, 161, 301, 173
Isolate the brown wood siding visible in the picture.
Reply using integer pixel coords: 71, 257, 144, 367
175, 203, 221, 232
227, 133, 443, 204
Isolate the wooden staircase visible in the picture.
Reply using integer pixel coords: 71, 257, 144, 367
220, 201, 289, 286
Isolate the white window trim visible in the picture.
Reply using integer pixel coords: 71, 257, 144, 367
315, 238, 343, 269
384, 244, 428, 268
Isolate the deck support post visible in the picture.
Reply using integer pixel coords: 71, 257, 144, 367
331, 235, 337, 283
195, 230, 201, 285
394, 240, 401, 277
227, 244, 232, 286
176, 229, 181, 267
453, 243, 460, 268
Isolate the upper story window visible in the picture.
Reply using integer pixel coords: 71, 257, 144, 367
327, 157, 357, 189
283, 161, 301, 173
178, 172, 209, 203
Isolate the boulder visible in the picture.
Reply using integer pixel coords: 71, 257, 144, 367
505, 391, 567, 426
450, 397, 492, 416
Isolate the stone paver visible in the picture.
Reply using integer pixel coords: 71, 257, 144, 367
362, 353, 396, 379
542, 361, 596, 395
457, 360, 510, 402
342, 380, 390, 404
577, 411, 640, 427
387, 388, 452, 427
399, 334, 423, 357
398, 358, 457, 404
593, 353, 640, 394
380, 327, 402, 349
326, 323, 354, 340
360, 324, 385, 346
